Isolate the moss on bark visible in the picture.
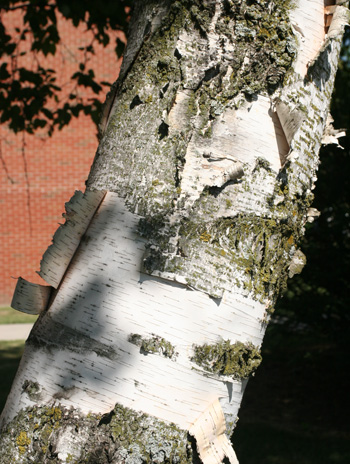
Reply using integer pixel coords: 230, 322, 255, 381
0, 403, 195, 464
129, 333, 178, 359
192, 340, 262, 379
87, 0, 297, 216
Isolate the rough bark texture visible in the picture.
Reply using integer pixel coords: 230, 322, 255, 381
0, 0, 348, 463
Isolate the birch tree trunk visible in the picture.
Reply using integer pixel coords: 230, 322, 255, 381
0, 1, 348, 463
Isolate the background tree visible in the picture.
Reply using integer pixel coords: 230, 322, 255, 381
0, 0, 131, 134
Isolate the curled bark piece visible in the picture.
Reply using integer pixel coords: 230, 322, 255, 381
38, 190, 105, 288
189, 399, 239, 464
322, 113, 346, 147
11, 277, 52, 315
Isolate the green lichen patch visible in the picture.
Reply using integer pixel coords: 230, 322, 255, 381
22, 379, 42, 401
198, 0, 297, 108
0, 405, 66, 463
192, 340, 262, 379
188, 1, 217, 35
0, 403, 193, 464
102, 403, 192, 464
87, 1, 188, 215
138, 153, 312, 300
16, 431, 31, 455
129, 333, 177, 360
141, 214, 296, 301
88, 0, 298, 218
165, 200, 305, 300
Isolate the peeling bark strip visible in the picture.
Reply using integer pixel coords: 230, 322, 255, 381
189, 399, 239, 464
11, 278, 52, 315
11, 191, 105, 315
38, 190, 105, 288
1, 0, 349, 463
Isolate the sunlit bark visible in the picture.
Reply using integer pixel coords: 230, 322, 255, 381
0, 1, 348, 463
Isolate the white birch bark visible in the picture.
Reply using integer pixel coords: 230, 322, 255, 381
0, 1, 348, 463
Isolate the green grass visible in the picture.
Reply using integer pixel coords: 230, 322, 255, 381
0, 306, 38, 324
0, 340, 25, 412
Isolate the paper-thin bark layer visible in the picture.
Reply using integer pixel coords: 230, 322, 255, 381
11, 278, 52, 315
289, 0, 326, 76
189, 399, 239, 464
38, 190, 105, 288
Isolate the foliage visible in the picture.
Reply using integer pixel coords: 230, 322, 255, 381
0, 0, 132, 135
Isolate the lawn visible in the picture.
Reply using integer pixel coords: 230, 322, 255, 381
0, 306, 36, 416
0, 306, 38, 324
0, 340, 25, 414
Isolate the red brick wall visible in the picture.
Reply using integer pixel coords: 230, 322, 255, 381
0, 12, 122, 304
